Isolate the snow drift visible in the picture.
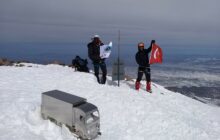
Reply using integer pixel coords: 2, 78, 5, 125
0, 63, 220, 140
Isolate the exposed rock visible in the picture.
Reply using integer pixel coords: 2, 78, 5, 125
48, 60, 66, 66
16, 60, 30, 63
0, 58, 68, 67
0, 58, 13, 66
15, 64, 25, 67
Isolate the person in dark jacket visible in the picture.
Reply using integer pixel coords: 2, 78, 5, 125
72, 56, 89, 72
87, 35, 107, 84
135, 40, 155, 92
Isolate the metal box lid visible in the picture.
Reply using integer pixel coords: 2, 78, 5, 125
42, 90, 86, 106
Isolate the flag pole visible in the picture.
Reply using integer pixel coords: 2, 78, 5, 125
117, 30, 120, 87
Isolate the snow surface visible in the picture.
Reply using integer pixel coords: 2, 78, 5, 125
0, 63, 220, 140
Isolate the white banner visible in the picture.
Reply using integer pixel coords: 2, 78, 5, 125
100, 42, 113, 59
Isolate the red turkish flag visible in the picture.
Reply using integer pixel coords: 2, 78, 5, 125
149, 43, 163, 64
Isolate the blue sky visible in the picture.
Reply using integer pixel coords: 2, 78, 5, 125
0, 0, 220, 46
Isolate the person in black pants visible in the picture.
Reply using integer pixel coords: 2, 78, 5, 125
87, 35, 107, 84
135, 40, 155, 92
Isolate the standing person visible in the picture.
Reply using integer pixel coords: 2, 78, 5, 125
135, 40, 155, 92
87, 35, 107, 84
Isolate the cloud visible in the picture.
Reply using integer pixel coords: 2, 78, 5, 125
0, 0, 220, 45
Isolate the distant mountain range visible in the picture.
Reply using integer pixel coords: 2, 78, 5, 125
167, 86, 220, 107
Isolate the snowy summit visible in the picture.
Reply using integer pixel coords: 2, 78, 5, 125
0, 63, 220, 140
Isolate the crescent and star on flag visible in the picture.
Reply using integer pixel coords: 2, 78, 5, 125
149, 43, 163, 64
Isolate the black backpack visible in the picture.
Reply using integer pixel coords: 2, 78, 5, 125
72, 56, 89, 72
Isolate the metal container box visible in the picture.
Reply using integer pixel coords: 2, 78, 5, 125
41, 90, 100, 140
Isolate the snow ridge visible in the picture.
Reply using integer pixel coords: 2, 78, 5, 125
0, 63, 220, 140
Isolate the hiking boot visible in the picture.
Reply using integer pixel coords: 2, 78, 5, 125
146, 82, 152, 93
95, 75, 100, 84
101, 76, 106, 84
135, 81, 140, 90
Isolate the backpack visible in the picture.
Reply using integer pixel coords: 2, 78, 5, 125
72, 56, 89, 72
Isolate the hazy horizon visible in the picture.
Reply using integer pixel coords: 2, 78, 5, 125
1, 0, 220, 47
